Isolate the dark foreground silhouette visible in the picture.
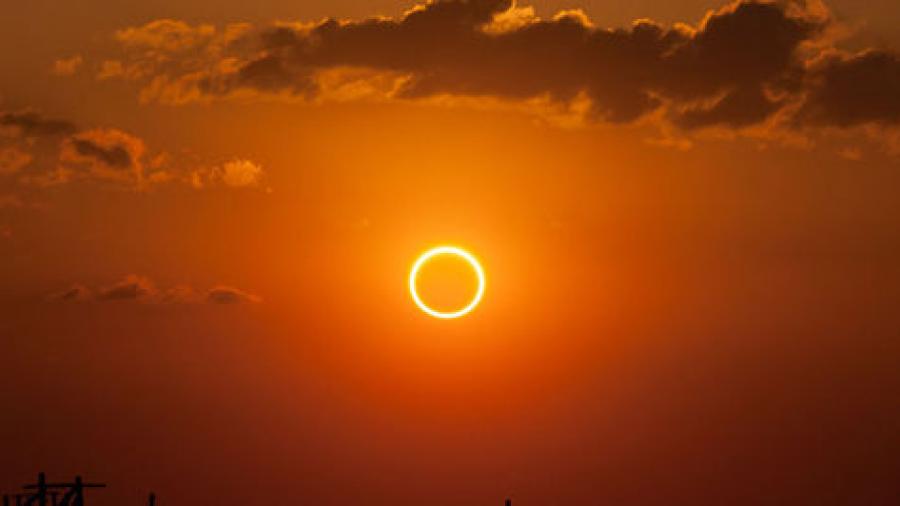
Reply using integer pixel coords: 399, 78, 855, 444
3, 474, 153, 506
6, 473, 511, 506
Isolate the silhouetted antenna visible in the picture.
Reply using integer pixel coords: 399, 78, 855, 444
148, 493, 155, 506
505, 498, 512, 506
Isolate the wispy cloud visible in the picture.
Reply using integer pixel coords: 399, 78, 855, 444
206, 285, 263, 304
52, 55, 83, 76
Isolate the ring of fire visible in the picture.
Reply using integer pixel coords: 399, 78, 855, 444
409, 246, 485, 319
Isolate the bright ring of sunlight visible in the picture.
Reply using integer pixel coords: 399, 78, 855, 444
409, 246, 485, 319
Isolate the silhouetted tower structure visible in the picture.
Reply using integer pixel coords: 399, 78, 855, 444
24, 475, 105, 506
5, 474, 152, 506
3, 473, 107, 506
505, 498, 511, 506
19, 472, 50, 506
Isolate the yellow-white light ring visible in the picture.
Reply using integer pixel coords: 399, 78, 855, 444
409, 246, 485, 319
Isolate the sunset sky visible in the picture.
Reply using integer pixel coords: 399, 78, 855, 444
2, 1, 899, 505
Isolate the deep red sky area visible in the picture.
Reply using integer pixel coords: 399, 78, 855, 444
2, 1, 900, 505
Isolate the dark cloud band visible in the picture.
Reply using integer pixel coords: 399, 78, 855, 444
104, 0, 900, 134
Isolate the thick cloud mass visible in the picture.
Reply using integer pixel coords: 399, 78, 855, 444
799, 49, 900, 127
100, 0, 900, 134
195, 0, 824, 125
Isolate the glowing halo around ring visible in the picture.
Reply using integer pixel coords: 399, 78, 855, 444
409, 246, 485, 319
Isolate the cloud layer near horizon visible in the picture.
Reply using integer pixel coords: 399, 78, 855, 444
48, 274, 262, 304
92, 0, 900, 139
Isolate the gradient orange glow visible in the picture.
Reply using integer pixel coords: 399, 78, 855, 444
2, 1, 900, 505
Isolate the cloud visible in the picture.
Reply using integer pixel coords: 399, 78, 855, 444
96, 1, 821, 121
57, 128, 146, 186
96, 274, 157, 301
92, 0, 900, 150
159, 284, 200, 303
62, 129, 142, 170
219, 159, 262, 187
0, 111, 76, 138
672, 85, 786, 130
798, 49, 900, 127
0, 118, 266, 191
47, 284, 93, 302
97, 60, 126, 80
115, 19, 216, 52
52, 55, 83, 76
0, 111, 74, 187
188, 158, 266, 189
0, 105, 268, 192
206, 285, 262, 304
71, 135, 136, 169
48, 275, 261, 304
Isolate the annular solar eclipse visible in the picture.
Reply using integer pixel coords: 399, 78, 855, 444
409, 246, 485, 319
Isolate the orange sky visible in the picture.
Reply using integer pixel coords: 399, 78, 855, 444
1, 1, 899, 505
